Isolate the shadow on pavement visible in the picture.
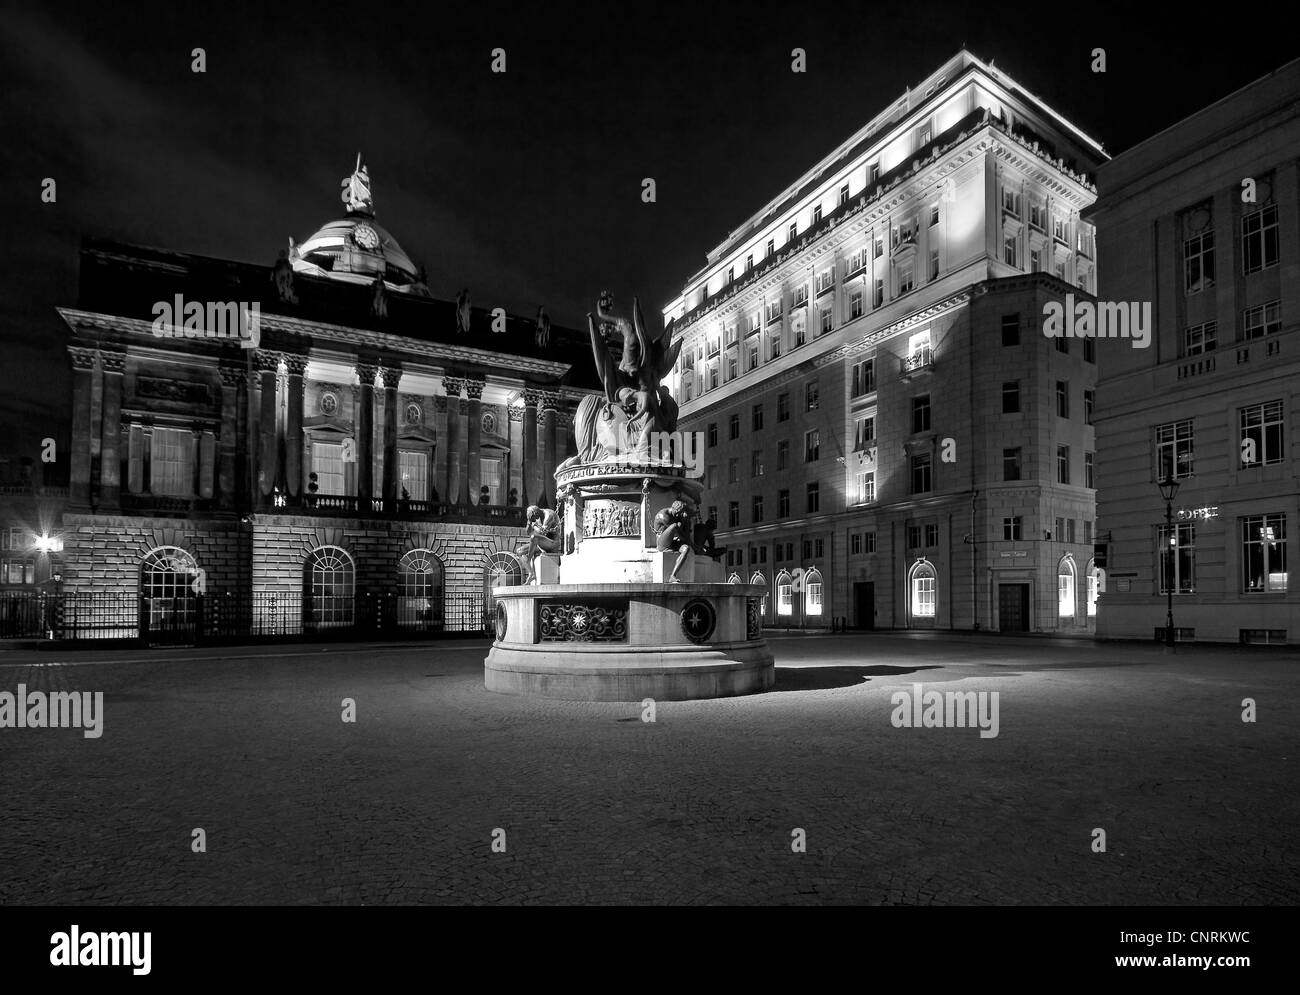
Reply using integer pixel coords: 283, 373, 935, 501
771, 663, 944, 691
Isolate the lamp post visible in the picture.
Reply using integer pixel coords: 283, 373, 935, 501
1157, 475, 1180, 647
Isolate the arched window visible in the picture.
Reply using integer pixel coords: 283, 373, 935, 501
1058, 554, 1077, 619
750, 570, 769, 616
804, 568, 824, 616
479, 551, 522, 632
908, 559, 937, 619
727, 572, 743, 584
776, 570, 794, 616
1086, 557, 1100, 618
305, 546, 355, 628
140, 546, 199, 630
398, 549, 444, 628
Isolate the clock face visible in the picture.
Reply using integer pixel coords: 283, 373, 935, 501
353, 223, 379, 250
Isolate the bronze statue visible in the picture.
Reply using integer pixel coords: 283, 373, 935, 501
653, 499, 693, 583
570, 293, 682, 464
370, 271, 388, 319
455, 288, 472, 334
535, 306, 551, 348
272, 246, 299, 304
516, 505, 561, 583
692, 515, 724, 561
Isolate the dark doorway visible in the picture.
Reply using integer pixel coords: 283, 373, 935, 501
998, 583, 1030, 632
853, 582, 875, 630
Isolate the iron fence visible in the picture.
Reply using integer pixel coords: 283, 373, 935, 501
0, 589, 493, 643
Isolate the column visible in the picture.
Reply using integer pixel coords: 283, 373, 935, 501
443, 377, 464, 506
380, 366, 402, 506
465, 379, 484, 504
523, 389, 540, 506
355, 361, 377, 503
69, 347, 95, 508
540, 393, 558, 507
434, 395, 449, 500
283, 354, 308, 502
256, 351, 281, 501
508, 405, 524, 505
98, 350, 125, 510
218, 364, 242, 510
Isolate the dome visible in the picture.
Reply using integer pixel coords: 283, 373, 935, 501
290, 157, 429, 296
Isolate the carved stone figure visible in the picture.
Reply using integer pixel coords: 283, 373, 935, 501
272, 246, 298, 304
516, 505, 561, 583
341, 153, 374, 215
455, 288, 472, 334
371, 271, 388, 319
535, 306, 551, 348
692, 515, 724, 561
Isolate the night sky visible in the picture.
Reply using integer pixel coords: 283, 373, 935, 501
1, 0, 1296, 460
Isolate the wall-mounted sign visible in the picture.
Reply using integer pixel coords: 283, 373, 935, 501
1177, 505, 1219, 521
998, 551, 1029, 558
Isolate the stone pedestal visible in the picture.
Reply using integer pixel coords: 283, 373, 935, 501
485, 458, 773, 701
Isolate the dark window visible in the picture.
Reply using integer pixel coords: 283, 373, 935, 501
778, 489, 790, 517
1057, 445, 1070, 484
752, 403, 764, 431
911, 454, 932, 493
907, 525, 921, 548
1001, 314, 1020, 346
1084, 389, 1095, 425
728, 502, 740, 527
1003, 448, 1022, 481
1056, 381, 1069, 418
912, 394, 931, 434
752, 495, 764, 522
777, 393, 790, 422
806, 482, 820, 513
1002, 382, 1020, 414
729, 413, 741, 440
707, 423, 718, 447
924, 523, 938, 547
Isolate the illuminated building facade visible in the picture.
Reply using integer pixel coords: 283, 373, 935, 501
51, 162, 596, 640
663, 51, 1106, 632
1086, 58, 1300, 643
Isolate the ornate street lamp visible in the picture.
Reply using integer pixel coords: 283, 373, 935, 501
1157, 475, 1180, 647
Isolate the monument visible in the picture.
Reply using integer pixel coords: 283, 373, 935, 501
484, 293, 774, 700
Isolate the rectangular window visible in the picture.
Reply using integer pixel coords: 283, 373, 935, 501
1058, 570, 1076, 618
726, 353, 738, 380
839, 183, 850, 205
1155, 419, 1194, 479
1184, 229, 1215, 295
707, 423, 718, 447
1242, 301, 1281, 340
769, 328, 782, 360
398, 450, 429, 501
913, 576, 936, 617
929, 203, 940, 227
1055, 334, 1069, 354
806, 482, 820, 513
911, 394, 931, 434
1002, 188, 1021, 217
869, 161, 880, 184
1057, 445, 1070, 484
752, 495, 764, 523
777, 440, 789, 470
151, 427, 194, 497
806, 380, 819, 411
778, 583, 793, 615
898, 258, 915, 294
820, 307, 833, 335
873, 278, 884, 308
1029, 202, 1045, 230
1067, 518, 1077, 543
1085, 451, 1095, 489
746, 254, 753, 272
766, 239, 775, 257
1056, 380, 1069, 418
804, 430, 820, 462
924, 523, 938, 547
1084, 389, 1095, 426
789, 221, 798, 243
793, 284, 808, 307
814, 539, 824, 559
1083, 338, 1096, 363
907, 525, 922, 548
729, 413, 740, 440
728, 501, 740, 527
851, 533, 862, 555
1002, 381, 1020, 414
1003, 448, 1022, 481
815, 268, 835, 294
854, 415, 875, 451
929, 249, 940, 281
813, 205, 822, 225
748, 342, 760, 370
751, 403, 764, 431
911, 453, 932, 494
1241, 514, 1287, 592
851, 359, 875, 396
873, 234, 884, 258
1003, 516, 1022, 541
1001, 314, 1020, 346
310, 439, 345, 497
752, 449, 764, 477
778, 489, 790, 517
1003, 235, 1018, 267
1184, 320, 1217, 355
864, 531, 877, 554
1055, 516, 1065, 540
777, 394, 790, 421
1240, 400, 1284, 465
849, 289, 864, 319
856, 471, 875, 504
1241, 204, 1279, 274
728, 458, 739, 484
1158, 522, 1197, 594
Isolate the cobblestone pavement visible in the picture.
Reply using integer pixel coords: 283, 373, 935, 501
1, 633, 1296, 905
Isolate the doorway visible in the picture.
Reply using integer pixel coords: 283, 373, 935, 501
853, 582, 875, 629
998, 583, 1030, 632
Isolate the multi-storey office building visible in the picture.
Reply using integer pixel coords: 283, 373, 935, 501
663, 51, 1106, 631
1086, 59, 1300, 644
53, 162, 597, 640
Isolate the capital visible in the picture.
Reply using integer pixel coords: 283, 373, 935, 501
68, 347, 96, 372
99, 350, 126, 375
283, 353, 310, 377
355, 362, 379, 386
379, 366, 403, 390
464, 380, 484, 401
442, 376, 464, 398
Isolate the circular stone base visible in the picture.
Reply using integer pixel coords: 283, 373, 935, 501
484, 642, 774, 701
